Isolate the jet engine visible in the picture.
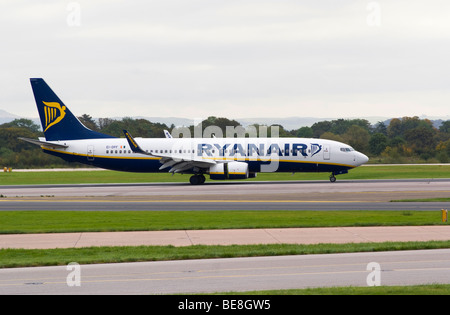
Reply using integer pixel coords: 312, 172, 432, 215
209, 161, 250, 180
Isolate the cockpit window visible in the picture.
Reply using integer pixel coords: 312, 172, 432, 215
340, 147, 354, 152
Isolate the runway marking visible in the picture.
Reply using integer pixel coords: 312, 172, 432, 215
2, 258, 449, 287
352, 190, 450, 194
0, 263, 372, 286
4, 267, 450, 288
1, 270, 370, 287
0, 199, 375, 203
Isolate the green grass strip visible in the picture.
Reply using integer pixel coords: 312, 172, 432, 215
0, 210, 448, 234
392, 198, 450, 202
1, 164, 450, 185
219, 284, 450, 295
2, 240, 450, 268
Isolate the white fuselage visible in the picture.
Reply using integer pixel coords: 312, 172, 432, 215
42, 137, 369, 175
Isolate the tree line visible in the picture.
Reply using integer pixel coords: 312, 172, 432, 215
1, 115, 450, 168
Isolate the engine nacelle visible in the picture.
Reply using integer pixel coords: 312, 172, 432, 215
228, 161, 249, 179
209, 161, 249, 180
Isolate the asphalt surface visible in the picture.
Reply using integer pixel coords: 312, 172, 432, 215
1, 249, 450, 295
0, 200, 449, 211
1, 178, 449, 211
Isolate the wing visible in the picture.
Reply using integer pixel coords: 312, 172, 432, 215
123, 130, 216, 173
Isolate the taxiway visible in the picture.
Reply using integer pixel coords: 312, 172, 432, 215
1, 249, 450, 295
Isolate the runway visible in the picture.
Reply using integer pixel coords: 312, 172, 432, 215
1, 249, 450, 295
1, 179, 449, 211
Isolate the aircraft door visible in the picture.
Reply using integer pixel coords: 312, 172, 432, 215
323, 145, 330, 160
87, 145, 95, 161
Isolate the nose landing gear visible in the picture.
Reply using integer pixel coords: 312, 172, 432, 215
329, 169, 349, 182
329, 174, 336, 183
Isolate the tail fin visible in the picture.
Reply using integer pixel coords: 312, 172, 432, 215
30, 78, 115, 141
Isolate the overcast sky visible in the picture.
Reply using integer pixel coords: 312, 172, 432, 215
1, 0, 450, 121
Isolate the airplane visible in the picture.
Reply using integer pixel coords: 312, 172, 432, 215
20, 78, 369, 184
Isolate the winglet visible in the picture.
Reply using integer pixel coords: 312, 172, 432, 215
164, 130, 172, 138
123, 130, 148, 155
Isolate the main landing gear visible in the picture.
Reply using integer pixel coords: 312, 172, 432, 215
190, 174, 206, 185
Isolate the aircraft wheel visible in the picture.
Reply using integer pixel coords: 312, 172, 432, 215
189, 175, 206, 185
329, 175, 336, 183
190, 175, 200, 185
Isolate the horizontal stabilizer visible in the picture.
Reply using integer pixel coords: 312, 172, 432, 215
19, 137, 69, 148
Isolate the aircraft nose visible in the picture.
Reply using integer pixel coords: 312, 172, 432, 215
357, 152, 369, 165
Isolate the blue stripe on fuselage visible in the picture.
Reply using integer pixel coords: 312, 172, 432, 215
43, 148, 353, 174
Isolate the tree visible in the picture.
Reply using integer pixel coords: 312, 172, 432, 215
439, 121, 450, 142
320, 132, 344, 143
440, 120, 450, 133
311, 119, 371, 139
369, 133, 388, 155
78, 114, 98, 131
387, 118, 402, 139
372, 121, 387, 136
311, 121, 332, 138
330, 119, 371, 135
2, 119, 41, 133
0, 127, 37, 152
296, 126, 313, 138
343, 125, 370, 153
98, 118, 116, 130
99, 117, 169, 138
404, 126, 436, 155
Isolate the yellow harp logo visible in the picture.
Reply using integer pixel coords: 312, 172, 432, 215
42, 101, 66, 132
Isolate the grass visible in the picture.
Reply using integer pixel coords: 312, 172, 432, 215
2, 240, 450, 268
1, 164, 450, 185
219, 284, 450, 295
392, 198, 450, 202
0, 210, 448, 234
1, 209, 448, 270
